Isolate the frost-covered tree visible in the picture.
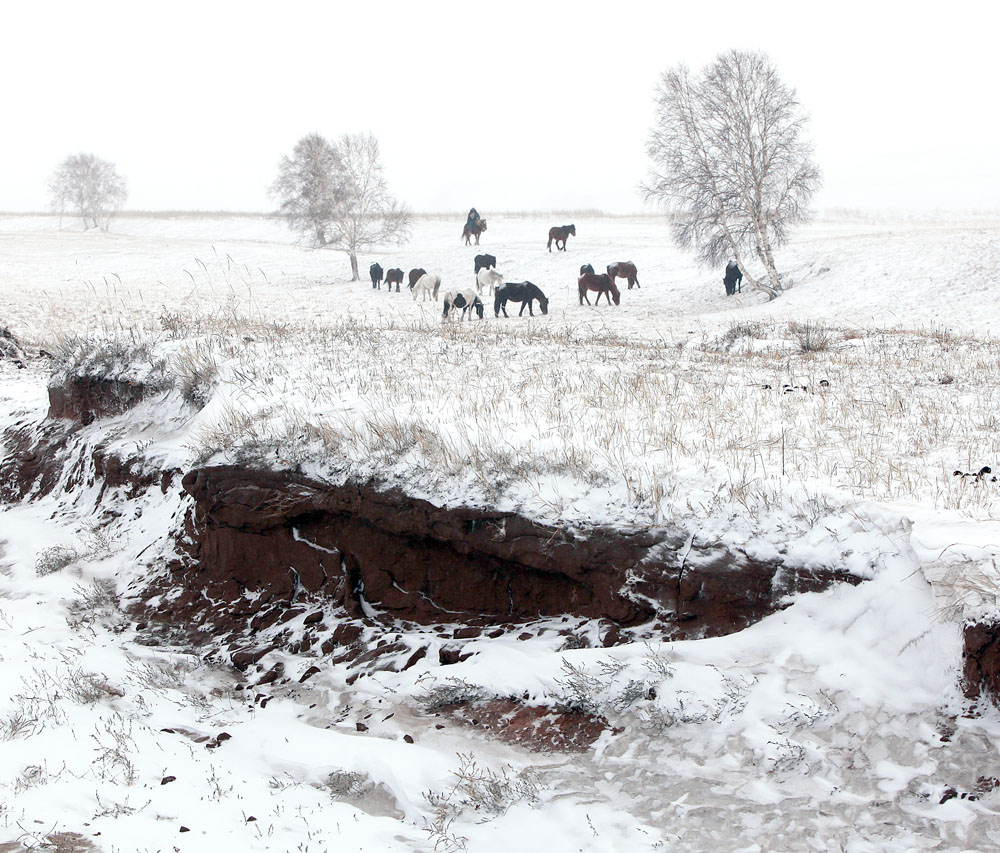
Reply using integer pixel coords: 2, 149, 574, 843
270, 133, 342, 249
327, 132, 411, 281
48, 153, 128, 232
271, 132, 410, 281
643, 50, 820, 299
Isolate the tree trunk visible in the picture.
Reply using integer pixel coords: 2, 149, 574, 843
349, 253, 359, 281
722, 229, 780, 301
753, 240, 782, 297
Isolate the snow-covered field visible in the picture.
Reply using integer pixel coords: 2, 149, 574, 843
2, 212, 1000, 851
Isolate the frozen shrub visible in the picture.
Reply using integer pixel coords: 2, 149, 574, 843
35, 545, 80, 576
425, 753, 545, 850
420, 677, 486, 711
788, 320, 832, 352
172, 340, 220, 408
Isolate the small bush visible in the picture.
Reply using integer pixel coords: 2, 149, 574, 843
420, 677, 486, 711
172, 340, 221, 408
425, 753, 545, 850
35, 545, 80, 576
718, 320, 768, 350
788, 320, 832, 352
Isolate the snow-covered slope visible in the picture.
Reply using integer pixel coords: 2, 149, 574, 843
2, 213, 1000, 851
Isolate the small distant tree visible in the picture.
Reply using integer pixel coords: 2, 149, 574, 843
643, 50, 820, 299
270, 133, 341, 248
48, 153, 128, 232
270, 131, 410, 281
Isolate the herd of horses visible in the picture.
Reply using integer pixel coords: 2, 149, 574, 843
367, 216, 745, 321
369, 253, 550, 320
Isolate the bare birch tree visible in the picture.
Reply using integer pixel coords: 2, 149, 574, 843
327, 132, 411, 281
48, 153, 128, 232
271, 132, 410, 280
643, 50, 820, 299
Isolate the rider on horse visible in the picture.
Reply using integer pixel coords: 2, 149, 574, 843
467, 207, 481, 229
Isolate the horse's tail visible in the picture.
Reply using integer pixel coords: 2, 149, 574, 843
433, 277, 441, 300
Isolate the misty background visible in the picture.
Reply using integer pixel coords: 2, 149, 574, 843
3, 0, 997, 214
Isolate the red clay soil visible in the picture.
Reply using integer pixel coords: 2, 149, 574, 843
16, 369, 1000, 725
6, 371, 868, 675
963, 622, 1000, 705
169, 463, 861, 643
439, 699, 614, 752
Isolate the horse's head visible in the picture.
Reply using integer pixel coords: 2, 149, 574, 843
567, 224, 576, 236
473, 297, 484, 319
609, 280, 621, 305
539, 295, 549, 315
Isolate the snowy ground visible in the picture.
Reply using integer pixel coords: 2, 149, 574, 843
2, 213, 1000, 851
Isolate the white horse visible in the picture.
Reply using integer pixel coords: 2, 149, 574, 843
476, 267, 504, 295
442, 289, 484, 321
411, 273, 442, 301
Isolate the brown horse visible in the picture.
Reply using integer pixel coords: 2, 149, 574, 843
578, 272, 620, 306
384, 268, 404, 292
462, 219, 487, 245
607, 261, 640, 290
408, 268, 427, 289
547, 224, 575, 251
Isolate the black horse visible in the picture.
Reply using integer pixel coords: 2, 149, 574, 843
724, 260, 743, 295
494, 281, 549, 317
474, 253, 497, 274
370, 262, 384, 289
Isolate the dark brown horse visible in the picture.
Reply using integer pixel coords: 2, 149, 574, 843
462, 219, 487, 245
547, 224, 575, 251
607, 261, 640, 290
384, 268, 404, 292
408, 268, 427, 290
578, 272, 620, 306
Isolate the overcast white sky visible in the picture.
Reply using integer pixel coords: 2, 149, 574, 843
3, 1, 997, 214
